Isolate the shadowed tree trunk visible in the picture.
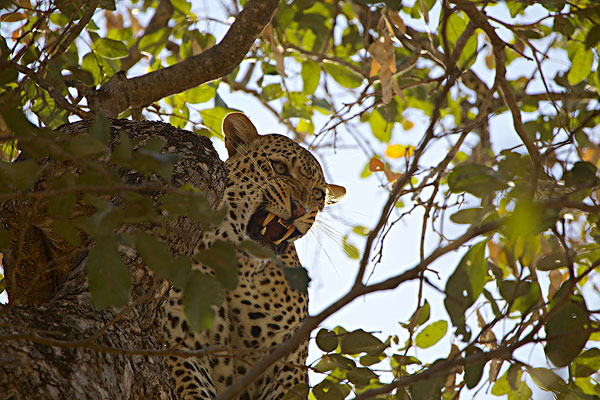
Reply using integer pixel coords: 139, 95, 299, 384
0, 119, 227, 399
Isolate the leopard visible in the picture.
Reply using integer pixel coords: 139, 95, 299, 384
161, 112, 346, 400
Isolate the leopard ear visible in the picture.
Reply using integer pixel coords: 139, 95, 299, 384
223, 112, 259, 157
325, 184, 346, 205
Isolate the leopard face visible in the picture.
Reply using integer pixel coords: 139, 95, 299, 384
220, 113, 345, 253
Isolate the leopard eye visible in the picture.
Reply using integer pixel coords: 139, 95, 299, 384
312, 188, 325, 201
271, 160, 288, 175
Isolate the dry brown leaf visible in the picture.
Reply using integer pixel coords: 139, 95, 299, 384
548, 269, 564, 300
369, 58, 381, 77
105, 11, 124, 31
386, 9, 406, 35
368, 157, 385, 172
489, 359, 502, 383
476, 309, 497, 350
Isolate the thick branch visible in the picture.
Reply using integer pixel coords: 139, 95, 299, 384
88, 0, 280, 117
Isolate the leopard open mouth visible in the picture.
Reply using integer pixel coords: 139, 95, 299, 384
248, 208, 302, 252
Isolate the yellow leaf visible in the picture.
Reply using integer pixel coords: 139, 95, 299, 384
385, 144, 415, 158
401, 119, 414, 130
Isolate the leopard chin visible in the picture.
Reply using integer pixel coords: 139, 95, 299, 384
247, 208, 302, 253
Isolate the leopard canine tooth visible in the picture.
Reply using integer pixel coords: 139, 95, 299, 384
261, 226, 267, 235
272, 226, 296, 245
263, 213, 276, 226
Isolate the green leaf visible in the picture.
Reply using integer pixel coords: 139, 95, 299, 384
260, 84, 284, 102
0, 160, 46, 192
567, 43, 593, 85
65, 135, 108, 157
322, 60, 363, 89
409, 367, 445, 400
312, 378, 345, 400
301, 60, 320, 95
48, 193, 76, 218
450, 206, 498, 225
282, 383, 310, 400
171, 0, 191, 14
194, 240, 239, 290
342, 235, 359, 259
444, 240, 487, 341
415, 320, 447, 349
314, 354, 356, 373
573, 348, 600, 377
340, 329, 386, 355
87, 237, 131, 309
92, 38, 128, 59
316, 328, 338, 352
537, 251, 566, 271
280, 265, 311, 294
403, 300, 430, 330
544, 290, 590, 367
528, 367, 565, 393
369, 110, 393, 143
138, 28, 169, 55
52, 220, 81, 246
238, 240, 277, 260
200, 106, 236, 138
130, 138, 178, 181
346, 367, 378, 387
110, 131, 132, 164
182, 272, 224, 331
185, 84, 216, 104
89, 112, 110, 145
562, 161, 600, 190
134, 231, 191, 289
465, 347, 486, 389
447, 163, 508, 197
499, 280, 541, 314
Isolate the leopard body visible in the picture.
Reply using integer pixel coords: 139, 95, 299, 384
161, 113, 345, 400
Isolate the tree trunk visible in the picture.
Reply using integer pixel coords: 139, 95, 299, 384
0, 119, 227, 399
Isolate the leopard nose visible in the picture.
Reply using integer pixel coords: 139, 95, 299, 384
291, 199, 308, 219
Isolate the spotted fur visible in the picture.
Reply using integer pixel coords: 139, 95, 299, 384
161, 113, 345, 399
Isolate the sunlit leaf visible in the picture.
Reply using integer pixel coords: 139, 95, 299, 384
322, 60, 363, 89
92, 38, 128, 59
415, 320, 447, 349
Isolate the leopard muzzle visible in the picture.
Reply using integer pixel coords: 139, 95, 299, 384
248, 208, 302, 252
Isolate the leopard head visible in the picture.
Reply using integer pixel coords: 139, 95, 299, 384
221, 113, 345, 253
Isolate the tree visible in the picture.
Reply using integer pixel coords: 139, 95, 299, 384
1, 0, 599, 399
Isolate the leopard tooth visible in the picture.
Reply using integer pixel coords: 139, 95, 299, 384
272, 226, 296, 245
261, 226, 267, 235
263, 213, 276, 226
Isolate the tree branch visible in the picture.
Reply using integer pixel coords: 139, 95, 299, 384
453, 0, 541, 167
88, 0, 280, 117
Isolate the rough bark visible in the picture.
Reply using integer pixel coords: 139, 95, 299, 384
0, 119, 227, 399
87, 0, 280, 117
